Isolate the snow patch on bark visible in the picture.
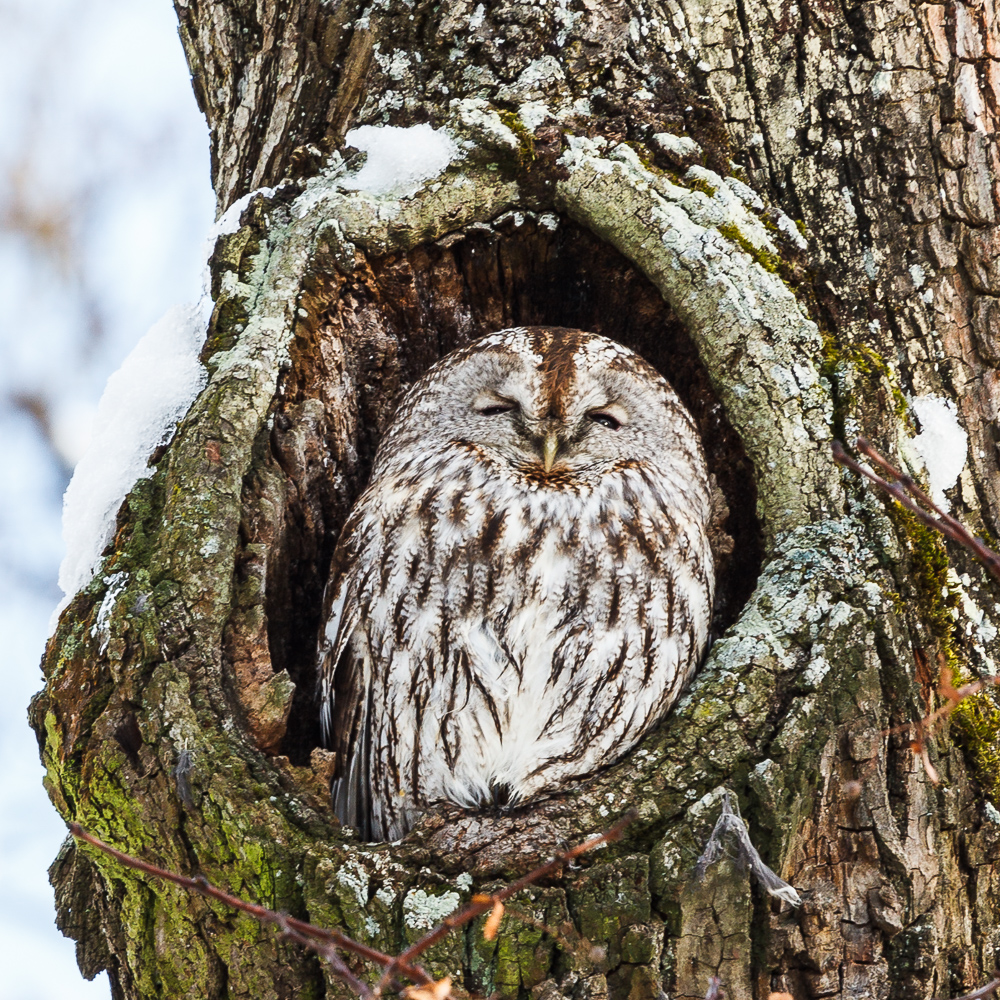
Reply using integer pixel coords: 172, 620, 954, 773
342, 124, 459, 198
89, 571, 127, 654
53, 304, 207, 622
909, 394, 967, 511
213, 187, 278, 240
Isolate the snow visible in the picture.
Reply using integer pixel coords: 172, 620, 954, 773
342, 124, 458, 198
55, 303, 207, 616
197, 185, 277, 319
910, 394, 968, 511
0, 0, 212, 992
211, 186, 278, 242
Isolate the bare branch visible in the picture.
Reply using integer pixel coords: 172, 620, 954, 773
834, 438, 1000, 789
940, 974, 1000, 1000
880, 657, 1000, 776
70, 810, 636, 999
373, 809, 637, 994
832, 438, 1000, 583
70, 823, 415, 997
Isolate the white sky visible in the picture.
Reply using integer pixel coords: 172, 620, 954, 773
0, 0, 214, 996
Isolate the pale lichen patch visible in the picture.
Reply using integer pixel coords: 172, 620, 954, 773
403, 888, 461, 930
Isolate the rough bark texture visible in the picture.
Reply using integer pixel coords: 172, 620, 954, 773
30, 1, 1000, 999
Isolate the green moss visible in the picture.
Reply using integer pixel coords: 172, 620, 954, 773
900, 504, 1000, 804
567, 856, 651, 971
716, 222, 782, 275
492, 910, 549, 997
953, 691, 1000, 803
688, 175, 717, 198
887, 590, 906, 617
819, 334, 911, 438
849, 344, 886, 377
884, 506, 1000, 798
846, 345, 910, 421
497, 110, 536, 168
852, 460, 1000, 800
819, 330, 842, 382
898, 510, 960, 666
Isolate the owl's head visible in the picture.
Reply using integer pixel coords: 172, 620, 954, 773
376, 326, 706, 487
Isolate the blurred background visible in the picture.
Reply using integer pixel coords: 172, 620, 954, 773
0, 0, 214, 996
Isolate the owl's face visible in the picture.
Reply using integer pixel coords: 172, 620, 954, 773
378, 327, 701, 486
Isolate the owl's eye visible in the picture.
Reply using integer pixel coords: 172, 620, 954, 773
477, 400, 517, 416
588, 410, 623, 430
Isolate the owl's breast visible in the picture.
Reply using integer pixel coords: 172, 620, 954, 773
361, 455, 708, 729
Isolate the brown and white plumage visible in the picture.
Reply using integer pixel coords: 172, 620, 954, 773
318, 327, 714, 842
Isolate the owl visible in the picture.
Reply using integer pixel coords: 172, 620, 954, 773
318, 327, 715, 842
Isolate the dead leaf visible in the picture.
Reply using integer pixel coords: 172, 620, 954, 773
483, 899, 504, 941
405, 977, 452, 1000
916, 742, 940, 785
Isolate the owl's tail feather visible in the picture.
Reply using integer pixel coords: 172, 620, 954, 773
332, 687, 374, 841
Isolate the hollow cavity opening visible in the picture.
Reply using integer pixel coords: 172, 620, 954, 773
259, 213, 763, 765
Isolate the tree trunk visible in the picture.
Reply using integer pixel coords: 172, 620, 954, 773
31, 1, 1000, 998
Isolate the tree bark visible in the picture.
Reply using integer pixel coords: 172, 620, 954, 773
30, 1, 1000, 998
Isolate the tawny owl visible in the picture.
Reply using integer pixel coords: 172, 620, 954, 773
318, 327, 715, 842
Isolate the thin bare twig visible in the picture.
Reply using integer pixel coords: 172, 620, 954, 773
273, 912, 372, 996
373, 809, 637, 995
920, 661, 999, 736
831, 437, 1000, 583
833, 438, 1000, 784
876, 655, 1000, 787
940, 973, 1000, 1000
70, 823, 415, 997
70, 809, 636, 999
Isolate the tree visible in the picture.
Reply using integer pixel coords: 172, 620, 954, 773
30, 1, 1000, 997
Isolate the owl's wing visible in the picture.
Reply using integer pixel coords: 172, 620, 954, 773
318, 587, 349, 745
319, 577, 374, 838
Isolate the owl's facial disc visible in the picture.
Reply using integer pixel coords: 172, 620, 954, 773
470, 382, 639, 476
461, 344, 670, 482
534, 403, 630, 471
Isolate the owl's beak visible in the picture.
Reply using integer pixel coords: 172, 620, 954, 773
542, 430, 559, 472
